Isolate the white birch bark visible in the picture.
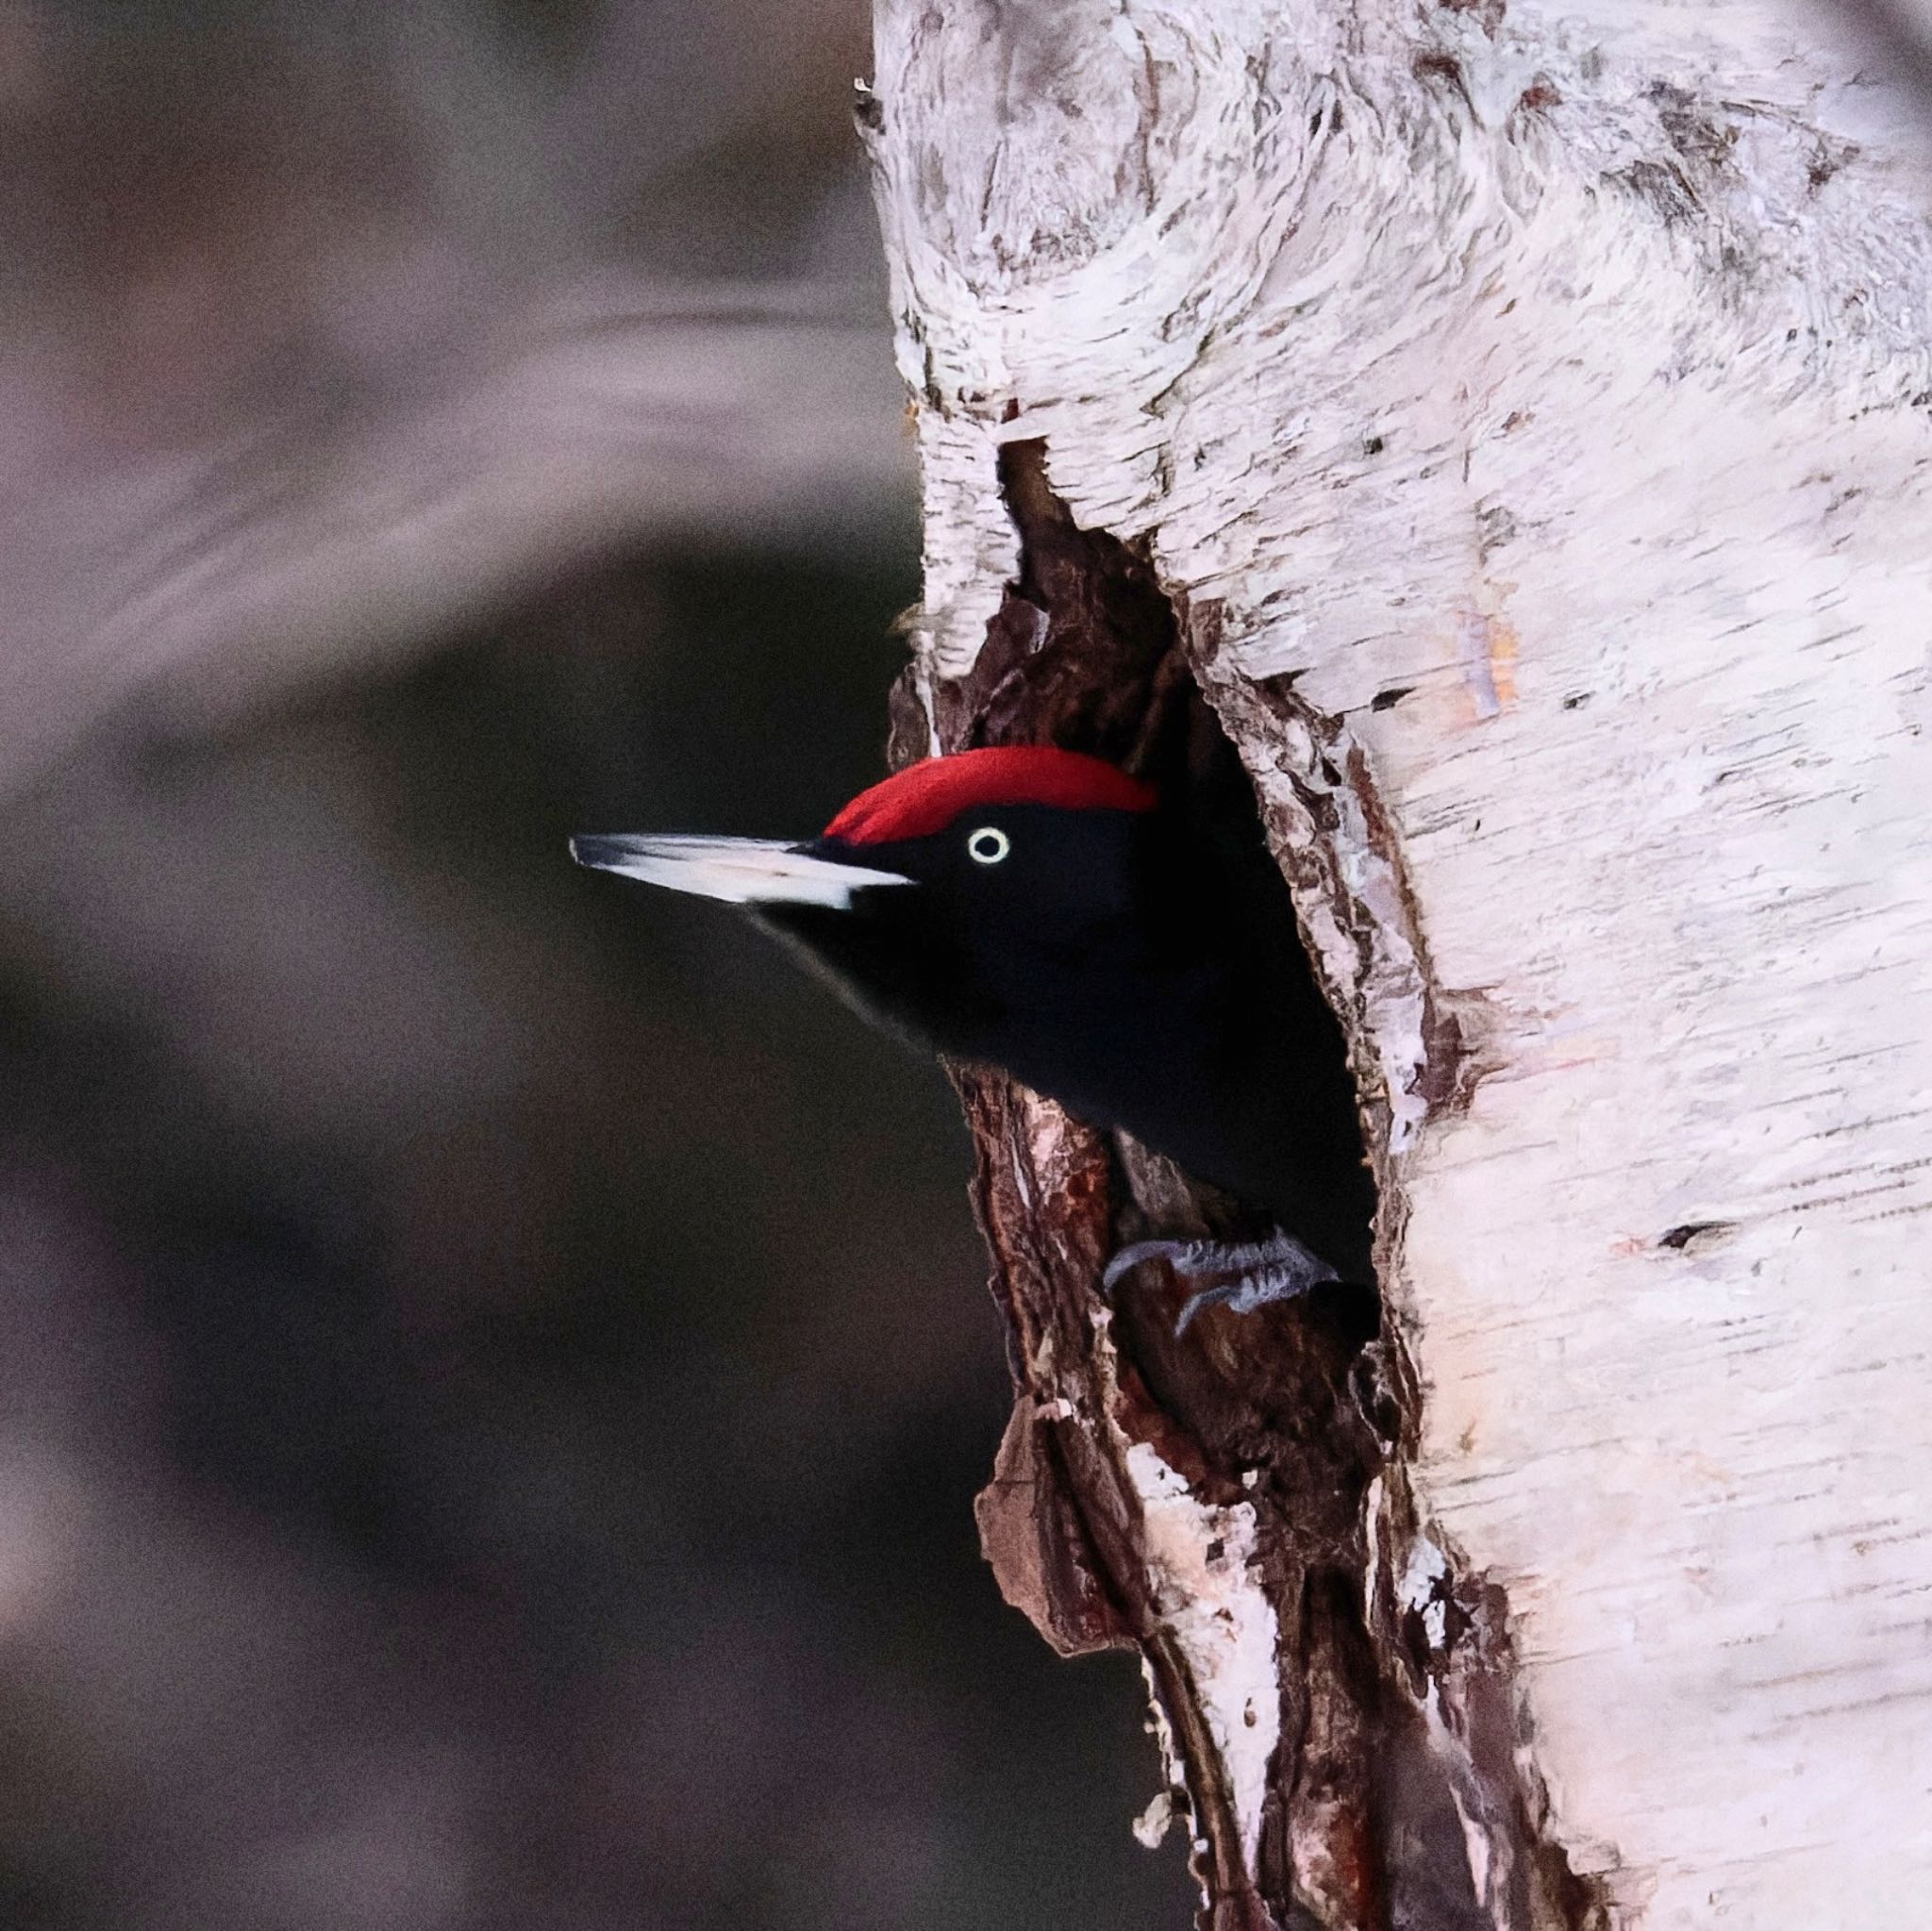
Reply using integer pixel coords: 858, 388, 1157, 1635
866, 2, 1932, 1924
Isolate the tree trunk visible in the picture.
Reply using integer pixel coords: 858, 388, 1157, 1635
861, 5, 1932, 1926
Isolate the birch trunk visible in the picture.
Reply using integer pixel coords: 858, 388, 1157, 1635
862, 4, 1932, 1927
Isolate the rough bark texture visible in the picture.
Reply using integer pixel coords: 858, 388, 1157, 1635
864, 4, 1932, 1927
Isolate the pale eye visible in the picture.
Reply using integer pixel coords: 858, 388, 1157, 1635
966, 825, 1011, 865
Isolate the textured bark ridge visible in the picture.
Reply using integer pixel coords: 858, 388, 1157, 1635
868, 2, 1932, 1926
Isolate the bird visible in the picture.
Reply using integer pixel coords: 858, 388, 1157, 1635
572, 745, 1374, 1331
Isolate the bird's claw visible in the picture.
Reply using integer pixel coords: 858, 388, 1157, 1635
1103, 1232, 1340, 1337
1102, 1239, 1216, 1295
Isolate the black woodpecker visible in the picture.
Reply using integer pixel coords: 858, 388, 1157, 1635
573, 746, 1374, 1329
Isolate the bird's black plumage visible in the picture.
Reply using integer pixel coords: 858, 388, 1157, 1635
777, 803, 1370, 1282
575, 748, 1374, 1286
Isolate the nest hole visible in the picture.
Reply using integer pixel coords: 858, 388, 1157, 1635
910, 437, 1380, 1340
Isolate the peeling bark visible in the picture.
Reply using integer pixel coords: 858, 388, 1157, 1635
866, 2, 1932, 1926
925, 447, 1588, 1930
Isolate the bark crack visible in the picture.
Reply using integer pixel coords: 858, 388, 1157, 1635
902, 439, 1608, 1931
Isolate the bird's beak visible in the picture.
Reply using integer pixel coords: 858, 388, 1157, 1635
570, 834, 913, 910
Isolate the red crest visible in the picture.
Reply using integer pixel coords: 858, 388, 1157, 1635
824, 747, 1158, 845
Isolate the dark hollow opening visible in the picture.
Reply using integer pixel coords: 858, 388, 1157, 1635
908, 436, 1587, 1931
916, 437, 1380, 1328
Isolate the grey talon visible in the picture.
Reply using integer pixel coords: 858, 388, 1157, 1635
1101, 1228, 1343, 1335
1173, 1283, 1236, 1335
1173, 1261, 1334, 1337
1102, 1240, 1188, 1292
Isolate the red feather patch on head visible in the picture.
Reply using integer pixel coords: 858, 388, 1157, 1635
824, 747, 1158, 845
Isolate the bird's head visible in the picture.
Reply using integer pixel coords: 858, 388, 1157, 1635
572, 746, 1163, 1053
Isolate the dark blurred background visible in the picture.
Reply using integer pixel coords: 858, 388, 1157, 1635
0, 5, 1188, 1926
